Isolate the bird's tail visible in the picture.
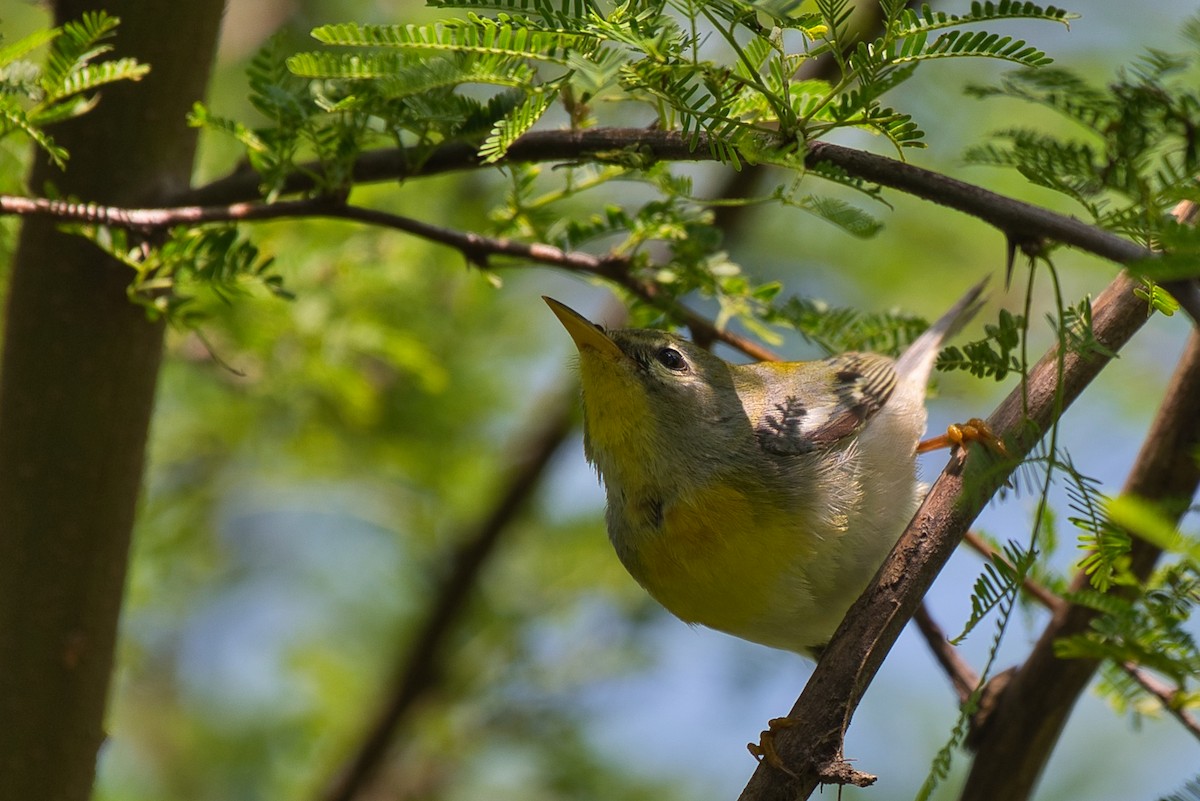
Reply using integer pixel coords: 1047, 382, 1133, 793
893, 277, 989, 384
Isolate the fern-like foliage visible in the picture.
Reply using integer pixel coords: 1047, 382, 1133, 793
428, 0, 601, 27
308, 18, 585, 63
1066, 469, 1135, 593
936, 307, 1023, 380
199, 0, 1075, 182
71, 223, 291, 326
966, 20, 1200, 275
1026, 452, 1200, 719
917, 526, 1046, 799
178, 0, 1077, 344
0, 11, 148, 167
478, 90, 556, 163
1057, 561, 1200, 685
953, 539, 1040, 643
765, 294, 927, 355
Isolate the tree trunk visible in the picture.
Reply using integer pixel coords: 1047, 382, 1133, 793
0, 3, 225, 800
958, 330, 1200, 801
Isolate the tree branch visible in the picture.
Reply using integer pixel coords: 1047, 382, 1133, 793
7, 125, 1196, 794
736, 269, 1160, 801
177, 129, 1200, 324
8, 129, 1200, 325
319, 388, 576, 801
322, 206, 784, 360
1121, 662, 1200, 742
959, 326, 1200, 801
959, 533, 1200, 745
0, 194, 781, 363
912, 603, 980, 704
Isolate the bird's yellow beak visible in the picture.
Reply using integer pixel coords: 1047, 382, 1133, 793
543, 297, 624, 360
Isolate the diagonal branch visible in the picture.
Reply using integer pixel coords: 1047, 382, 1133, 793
912, 603, 980, 704
0, 194, 781, 363
1121, 662, 1200, 742
323, 206, 781, 360
958, 533, 1200, 745
959, 325, 1200, 801
736, 269, 1160, 801
319, 389, 576, 801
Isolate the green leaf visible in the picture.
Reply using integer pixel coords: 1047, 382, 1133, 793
892, 28, 1053, 68
40, 10, 122, 96
764, 293, 928, 356
426, 0, 598, 27
0, 95, 68, 166
478, 89, 555, 163
34, 57, 149, 121
0, 11, 146, 163
0, 26, 60, 67
187, 102, 270, 154
935, 308, 1023, 380
897, 0, 1076, 33
309, 19, 585, 66
1106, 495, 1200, 565
287, 50, 537, 96
793, 194, 882, 237
953, 539, 1039, 644
1133, 279, 1182, 317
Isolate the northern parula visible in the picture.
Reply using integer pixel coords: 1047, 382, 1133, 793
545, 280, 987, 654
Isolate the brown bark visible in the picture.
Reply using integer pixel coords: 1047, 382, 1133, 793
0, 3, 225, 800
736, 272, 1160, 801
959, 328, 1200, 801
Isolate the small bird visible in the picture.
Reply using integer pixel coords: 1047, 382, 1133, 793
545, 280, 988, 655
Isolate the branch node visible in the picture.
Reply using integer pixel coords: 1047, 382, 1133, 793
965, 666, 1017, 751
817, 759, 877, 788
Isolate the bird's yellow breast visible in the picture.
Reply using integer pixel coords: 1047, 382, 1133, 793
631, 482, 808, 638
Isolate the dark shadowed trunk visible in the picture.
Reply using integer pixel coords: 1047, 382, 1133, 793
0, 3, 225, 800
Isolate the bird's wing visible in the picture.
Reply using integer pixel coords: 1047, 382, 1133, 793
753, 353, 897, 456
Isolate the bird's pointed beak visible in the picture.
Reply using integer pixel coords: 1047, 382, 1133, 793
543, 297, 624, 360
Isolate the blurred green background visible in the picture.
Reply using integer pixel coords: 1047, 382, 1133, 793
2, 1, 1198, 799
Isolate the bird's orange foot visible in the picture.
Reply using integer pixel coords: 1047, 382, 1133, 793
918, 417, 1009, 457
747, 716, 799, 777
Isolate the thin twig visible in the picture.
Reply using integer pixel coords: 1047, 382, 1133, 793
961, 530, 1063, 612
1121, 662, 1200, 741
319, 389, 576, 801
912, 603, 980, 704
324, 206, 782, 360
0, 194, 782, 363
176, 129, 1200, 324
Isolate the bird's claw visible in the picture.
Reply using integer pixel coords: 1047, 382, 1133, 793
918, 417, 1008, 457
747, 717, 799, 778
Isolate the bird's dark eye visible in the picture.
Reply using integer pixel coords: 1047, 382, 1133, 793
655, 347, 688, 372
